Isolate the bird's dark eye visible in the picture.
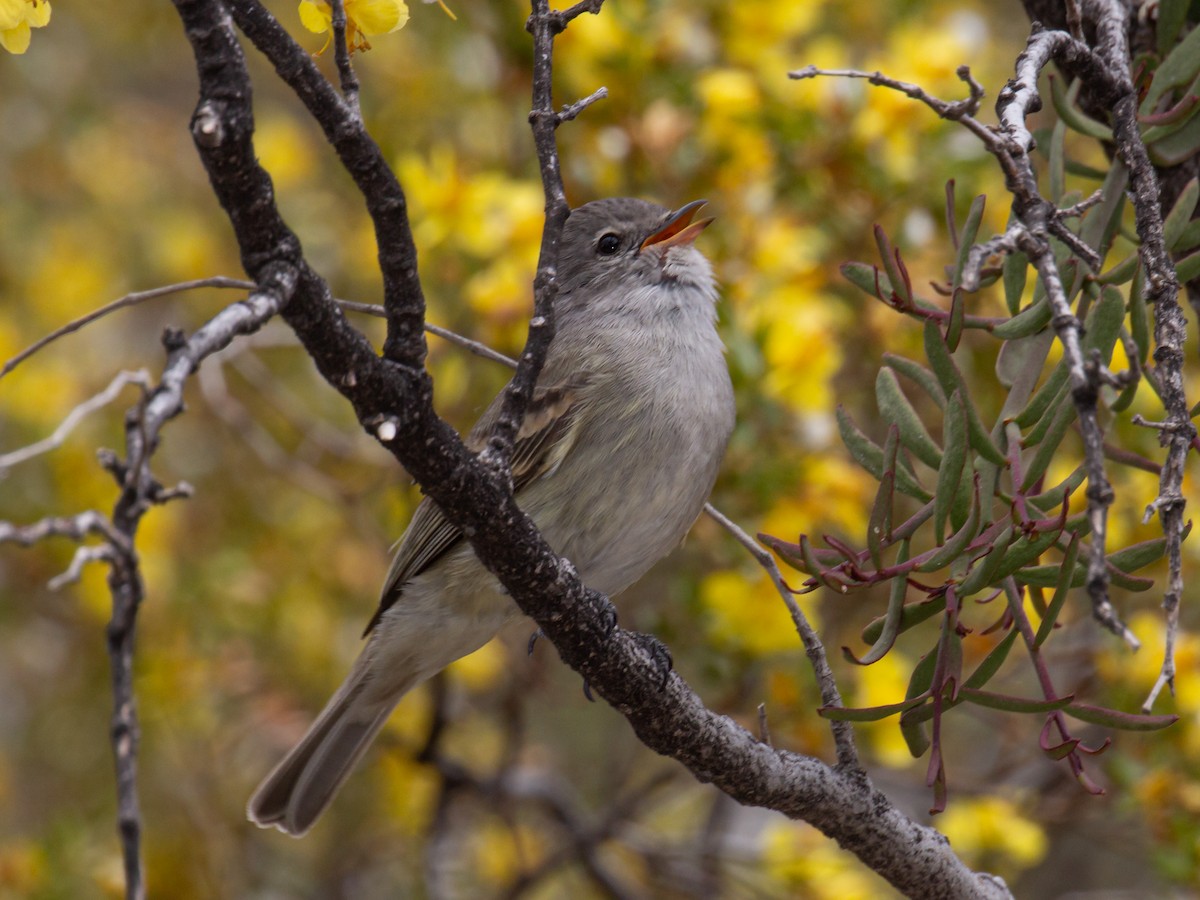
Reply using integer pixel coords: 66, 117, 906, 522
596, 233, 621, 256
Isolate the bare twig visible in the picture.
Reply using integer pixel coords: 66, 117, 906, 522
0, 277, 254, 379
328, 0, 362, 119
1082, 0, 1195, 709
0, 371, 152, 472
703, 502, 859, 771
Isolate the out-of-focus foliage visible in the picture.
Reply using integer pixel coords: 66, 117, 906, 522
1, 1, 1197, 897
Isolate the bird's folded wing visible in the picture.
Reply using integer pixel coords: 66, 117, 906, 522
364, 380, 587, 635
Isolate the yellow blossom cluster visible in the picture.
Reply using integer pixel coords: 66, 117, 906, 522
0, 0, 49, 54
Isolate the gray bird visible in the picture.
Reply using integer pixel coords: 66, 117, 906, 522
248, 197, 736, 835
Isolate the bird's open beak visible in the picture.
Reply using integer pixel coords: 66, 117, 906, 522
640, 199, 714, 251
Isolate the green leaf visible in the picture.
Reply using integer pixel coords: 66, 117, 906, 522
1157, 0, 1190, 56
992, 293, 1051, 339
988, 527, 1064, 584
819, 695, 929, 722
837, 406, 932, 502
1051, 74, 1113, 141
946, 288, 965, 351
1163, 177, 1199, 250
917, 474, 982, 572
861, 596, 943, 645
1021, 401, 1076, 491
867, 427, 899, 571
1130, 266, 1150, 364
1176, 249, 1200, 282
841, 261, 890, 299
850, 540, 911, 666
883, 354, 947, 409
1050, 121, 1068, 203
1035, 532, 1081, 648
952, 195, 986, 289
1109, 526, 1190, 573
1141, 19, 1200, 113
1078, 159, 1128, 256
1028, 466, 1086, 514
963, 628, 1019, 690
1149, 106, 1200, 166
1065, 703, 1179, 731
1002, 249, 1029, 316
1176, 218, 1200, 254
876, 367, 942, 470
1096, 253, 1139, 286
1086, 285, 1127, 363
959, 688, 1074, 714
922, 321, 1007, 465
875, 225, 908, 305
957, 524, 1015, 597
935, 391, 969, 542
1013, 363, 1069, 429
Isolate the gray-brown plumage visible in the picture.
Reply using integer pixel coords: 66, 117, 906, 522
248, 198, 735, 835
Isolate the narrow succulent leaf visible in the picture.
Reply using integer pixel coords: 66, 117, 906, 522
1096, 253, 1139, 285
963, 628, 1020, 690
1063, 158, 1108, 179
867, 439, 897, 571
876, 368, 943, 469
1149, 108, 1200, 166
1142, 20, 1200, 113
841, 261, 891, 299
992, 294, 1052, 339
850, 541, 911, 665
1163, 177, 1199, 250
1065, 703, 1179, 731
1028, 466, 1086, 513
819, 694, 929, 722
988, 527, 1064, 584
1035, 532, 1081, 648
935, 391, 969, 542
1049, 118, 1067, 203
861, 596, 943, 645
874, 225, 907, 304
1014, 363, 1069, 429
952, 195, 986, 289
1109, 525, 1191, 573
1175, 249, 1200, 282
1002, 249, 1028, 316
1130, 266, 1150, 365
957, 525, 1016, 597
759, 533, 844, 572
900, 716, 931, 758
836, 405, 932, 501
922, 321, 1006, 465
945, 288, 965, 351
1079, 159, 1128, 254
917, 474, 982, 572
1176, 218, 1200, 254
884, 354, 947, 408
1157, 0, 1190, 56
958, 687, 1074, 713
1022, 402, 1077, 491
1050, 75, 1114, 140
837, 405, 884, 479
1085, 285, 1127, 363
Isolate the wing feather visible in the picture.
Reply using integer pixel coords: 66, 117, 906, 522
363, 379, 586, 634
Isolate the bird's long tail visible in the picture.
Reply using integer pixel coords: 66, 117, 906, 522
247, 664, 415, 837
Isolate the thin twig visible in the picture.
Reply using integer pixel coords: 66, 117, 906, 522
703, 502, 859, 771
0, 371, 152, 472
328, 0, 362, 119
0, 277, 254, 379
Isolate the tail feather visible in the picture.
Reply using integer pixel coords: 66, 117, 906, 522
247, 669, 414, 836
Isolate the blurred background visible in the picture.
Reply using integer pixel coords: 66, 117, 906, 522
1, 0, 1198, 896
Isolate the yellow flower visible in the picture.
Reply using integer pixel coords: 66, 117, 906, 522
0, 0, 50, 55
298, 0, 408, 55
